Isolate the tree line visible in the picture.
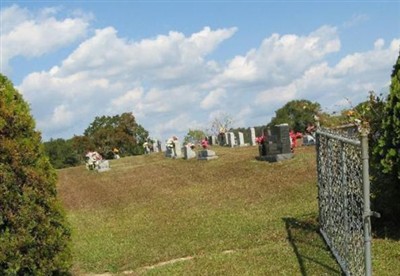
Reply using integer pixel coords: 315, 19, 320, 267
43, 112, 149, 169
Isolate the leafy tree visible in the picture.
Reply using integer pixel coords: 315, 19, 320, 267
269, 100, 321, 132
184, 129, 206, 144
84, 112, 148, 157
372, 52, 400, 227
43, 138, 80, 169
71, 135, 94, 157
0, 74, 71, 274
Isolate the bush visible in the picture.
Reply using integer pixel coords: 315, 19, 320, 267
0, 74, 72, 274
372, 52, 400, 230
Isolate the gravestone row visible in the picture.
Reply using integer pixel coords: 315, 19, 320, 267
164, 137, 219, 161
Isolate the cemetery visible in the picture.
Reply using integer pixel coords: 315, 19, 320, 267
3, 55, 400, 274
32, 91, 397, 275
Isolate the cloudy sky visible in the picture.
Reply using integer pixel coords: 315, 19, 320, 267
1, 1, 399, 142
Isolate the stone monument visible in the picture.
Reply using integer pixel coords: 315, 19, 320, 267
258, 124, 293, 162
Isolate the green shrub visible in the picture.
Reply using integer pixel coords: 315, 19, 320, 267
372, 52, 400, 229
0, 74, 72, 274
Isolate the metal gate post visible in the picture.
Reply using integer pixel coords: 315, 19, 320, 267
361, 130, 372, 276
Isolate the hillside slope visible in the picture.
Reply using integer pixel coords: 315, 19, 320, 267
57, 146, 399, 275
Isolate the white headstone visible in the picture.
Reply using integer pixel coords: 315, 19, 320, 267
224, 133, 229, 146
174, 140, 182, 158
250, 127, 256, 146
228, 132, 235, 147
153, 139, 159, 152
97, 160, 110, 172
183, 145, 196, 159
238, 132, 244, 146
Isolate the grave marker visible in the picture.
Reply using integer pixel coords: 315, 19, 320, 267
197, 149, 219, 160
250, 127, 256, 146
238, 132, 245, 146
183, 145, 196, 159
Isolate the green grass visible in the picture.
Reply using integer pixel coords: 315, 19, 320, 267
57, 146, 400, 275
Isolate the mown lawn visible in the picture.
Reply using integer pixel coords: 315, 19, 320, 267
57, 145, 400, 275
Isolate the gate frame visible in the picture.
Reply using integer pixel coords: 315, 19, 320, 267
316, 128, 375, 276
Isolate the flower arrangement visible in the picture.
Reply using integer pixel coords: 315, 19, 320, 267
166, 136, 178, 149
201, 138, 209, 149
255, 135, 265, 144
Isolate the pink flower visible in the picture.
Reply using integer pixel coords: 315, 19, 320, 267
255, 135, 265, 144
201, 138, 209, 149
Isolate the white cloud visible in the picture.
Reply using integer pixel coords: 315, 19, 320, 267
200, 88, 227, 109
11, 14, 400, 141
210, 25, 340, 89
342, 13, 369, 29
17, 25, 236, 139
1, 5, 90, 73
58, 26, 236, 82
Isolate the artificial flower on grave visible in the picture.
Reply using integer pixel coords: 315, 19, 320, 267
290, 130, 303, 150
166, 136, 178, 149
255, 135, 265, 144
85, 151, 103, 170
201, 138, 209, 149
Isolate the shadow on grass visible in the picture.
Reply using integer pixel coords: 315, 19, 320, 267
283, 214, 343, 276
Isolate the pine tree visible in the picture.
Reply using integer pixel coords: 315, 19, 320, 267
0, 74, 71, 274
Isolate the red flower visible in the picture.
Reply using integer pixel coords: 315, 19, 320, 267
255, 135, 265, 144
201, 138, 209, 149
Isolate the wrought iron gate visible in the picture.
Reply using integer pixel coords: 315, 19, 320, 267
316, 128, 375, 276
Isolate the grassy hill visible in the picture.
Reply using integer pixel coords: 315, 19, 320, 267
57, 146, 400, 275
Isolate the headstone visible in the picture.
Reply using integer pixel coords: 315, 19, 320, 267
197, 149, 219, 160
157, 140, 162, 152
238, 132, 245, 146
257, 124, 293, 162
228, 132, 235, 147
174, 140, 182, 158
183, 145, 196, 159
153, 139, 159, 153
250, 127, 256, 146
165, 146, 174, 158
217, 133, 223, 145
224, 133, 229, 146
208, 136, 213, 145
97, 160, 110, 172
208, 135, 218, 146
303, 134, 316, 146
213, 136, 218, 145
165, 137, 182, 158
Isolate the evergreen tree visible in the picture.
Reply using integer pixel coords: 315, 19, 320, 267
0, 74, 71, 274
377, 53, 400, 177
373, 52, 400, 227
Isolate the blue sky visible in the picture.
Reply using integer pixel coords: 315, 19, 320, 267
1, 1, 400, 142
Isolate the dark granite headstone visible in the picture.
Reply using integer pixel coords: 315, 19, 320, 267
258, 124, 293, 162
